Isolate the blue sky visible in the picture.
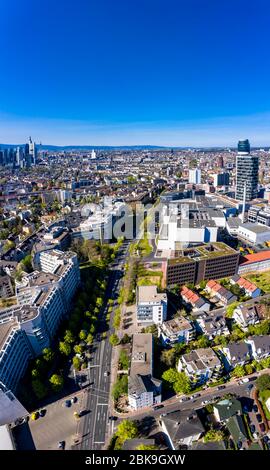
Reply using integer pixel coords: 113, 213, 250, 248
1, 0, 270, 146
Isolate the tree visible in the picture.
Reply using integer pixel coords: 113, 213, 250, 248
32, 379, 48, 399
96, 297, 103, 308
121, 333, 131, 344
110, 334, 120, 346
112, 375, 128, 401
161, 348, 176, 367
119, 350, 129, 370
162, 368, 179, 384
86, 333, 94, 345
195, 335, 211, 349
59, 341, 72, 356
173, 373, 192, 395
31, 368, 40, 379
244, 364, 254, 375
72, 356, 81, 371
204, 429, 225, 442
21, 254, 33, 273
256, 374, 270, 392
64, 330, 75, 344
231, 365, 246, 378
49, 374, 64, 392
79, 330, 87, 341
42, 347, 55, 363
74, 344, 84, 355
116, 419, 138, 444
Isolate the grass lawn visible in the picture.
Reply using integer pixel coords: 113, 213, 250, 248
246, 270, 270, 293
137, 276, 161, 287
133, 235, 153, 257
259, 389, 270, 420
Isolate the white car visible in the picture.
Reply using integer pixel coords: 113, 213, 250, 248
202, 400, 209, 405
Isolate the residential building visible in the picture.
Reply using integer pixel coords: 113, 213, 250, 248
248, 206, 270, 227
166, 243, 239, 287
205, 280, 237, 305
128, 334, 162, 410
136, 285, 167, 325
235, 139, 259, 201
158, 316, 195, 346
230, 275, 261, 298
177, 348, 222, 384
232, 304, 262, 330
245, 335, 270, 361
213, 398, 242, 423
180, 286, 210, 312
221, 342, 250, 370
193, 309, 230, 340
227, 415, 248, 445
0, 276, 14, 298
161, 409, 204, 449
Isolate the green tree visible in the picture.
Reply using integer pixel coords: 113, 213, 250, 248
204, 429, 225, 442
119, 350, 129, 370
116, 419, 138, 444
74, 344, 84, 355
162, 368, 179, 384
31, 368, 40, 379
231, 365, 246, 378
64, 330, 75, 344
110, 334, 120, 346
244, 363, 254, 375
49, 374, 64, 392
256, 374, 270, 392
86, 333, 94, 345
42, 347, 55, 363
121, 333, 131, 344
161, 348, 176, 367
173, 373, 192, 395
79, 330, 87, 341
72, 356, 81, 371
112, 375, 128, 401
136, 444, 158, 450
59, 341, 72, 356
32, 379, 48, 399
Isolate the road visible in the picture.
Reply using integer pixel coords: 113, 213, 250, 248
77, 241, 130, 450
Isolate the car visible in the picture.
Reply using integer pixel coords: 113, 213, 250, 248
160, 413, 167, 417
253, 432, 258, 440
213, 396, 221, 401
64, 400, 71, 408
108, 416, 117, 421
58, 441, 65, 450
31, 412, 39, 420
39, 409, 46, 417
73, 411, 80, 419
253, 404, 258, 412
193, 393, 201, 398
256, 413, 262, 423
104, 371, 110, 377
179, 396, 190, 402
202, 400, 209, 405
153, 404, 164, 410
217, 385, 226, 390
263, 435, 269, 443
71, 397, 78, 404
240, 378, 249, 384
259, 423, 266, 433
250, 424, 256, 433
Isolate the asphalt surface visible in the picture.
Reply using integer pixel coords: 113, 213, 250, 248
78, 241, 130, 450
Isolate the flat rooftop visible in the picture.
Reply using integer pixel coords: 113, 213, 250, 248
130, 333, 153, 377
0, 318, 19, 350
137, 285, 167, 303
168, 242, 238, 265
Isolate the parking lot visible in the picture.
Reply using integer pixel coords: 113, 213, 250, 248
13, 392, 85, 450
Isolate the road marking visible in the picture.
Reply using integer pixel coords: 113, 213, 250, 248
94, 441, 105, 444
98, 403, 108, 406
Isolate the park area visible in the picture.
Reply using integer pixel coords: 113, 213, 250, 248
246, 270, 270, 293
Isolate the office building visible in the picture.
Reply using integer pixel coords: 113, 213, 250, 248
189, 168, 201, 184
235, 139, 259, 201
128, 334, 162, 410
213, 173, 230, 187
136, 285, 167, 325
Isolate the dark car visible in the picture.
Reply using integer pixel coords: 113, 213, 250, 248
108, 416, 117, 421
58, 441, 65, 450
256, 413, 262, 423
250, 424, 256, 434
64, 400, 71, 408
39, 409, 46, 417
153, 404, 164, 410
72, 397, 78, 404
217, 385, 226, 390
253, 404, 258, 413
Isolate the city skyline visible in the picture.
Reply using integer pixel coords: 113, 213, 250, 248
1, 0, 270, 146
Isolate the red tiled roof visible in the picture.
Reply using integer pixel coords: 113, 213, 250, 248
240, 251, 270, 265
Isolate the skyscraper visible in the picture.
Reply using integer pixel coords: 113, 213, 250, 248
235, 139, 259, 201
189, 168, 201, 184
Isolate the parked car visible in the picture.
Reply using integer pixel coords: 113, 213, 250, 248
202, 400, 209, 405
71, 397, 77, 404
31, 412, 39, 420
64, 400, 71, 408
179, 396, 190, 402
250, 424, 256, 433
104, 371, 110, 377
256, 413, 262, 423
217, 385, 226, 390
253, 404, 258, 413
39, 409, 46, 417
259, 423, 266, 433
153, 404, 164, 410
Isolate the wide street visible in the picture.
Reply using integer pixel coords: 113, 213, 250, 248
77, 241, 130, 450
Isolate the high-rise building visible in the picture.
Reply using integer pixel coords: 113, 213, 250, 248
28, 136, 37, 165
235, 139, 259, 201
217, 155, 224, 168
213, 172, 230, 187
189, 168, 201, 184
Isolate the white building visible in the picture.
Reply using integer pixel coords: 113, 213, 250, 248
136, 285, 167, 325
245, 336, 270, 361
237, 223, 270, 245
177, 348, 222, 384
189, 168, 201, 184
158, 316, 195, 346
128, 334, 162, 410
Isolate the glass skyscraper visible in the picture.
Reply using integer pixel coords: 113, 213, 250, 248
236, 139, 259, 201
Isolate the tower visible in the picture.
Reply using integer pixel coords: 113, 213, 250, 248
235, 139, 258, 201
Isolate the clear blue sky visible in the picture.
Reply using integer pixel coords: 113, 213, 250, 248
1, 0, 270, 146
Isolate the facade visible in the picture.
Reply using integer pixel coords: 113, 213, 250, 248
248, 206, 270, 227
232, 304, 261, 330
230, 275, 260, 298
128, 333, 162, 410
235, 140, 259, 201
177, 347, 222, 384
205, 280, 237, 306
136, 285, 167, 325
189, 168, 201, 185
238, 250, 270, 274
0, 382, 28, 426
213, 173, 230, 187
158, 316, 195, 346
166, 243, 239, 287
245, 335, 270, 361
238, 223, 270, 245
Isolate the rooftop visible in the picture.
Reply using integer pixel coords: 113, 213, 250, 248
137, 285, 167, 303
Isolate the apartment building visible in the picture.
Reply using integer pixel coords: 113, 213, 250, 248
245, 336, 270, 361
221, 343, 250, 371
232, 304, 262, 330
177, 348, 222, 384
158, 316, 195, 346
193, 309, 230, 340
205, 280, 237, 306
128, 333, 162, 410
230, 275, 261, 298
180, 286, 210, 312
136, 285, 167, 325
